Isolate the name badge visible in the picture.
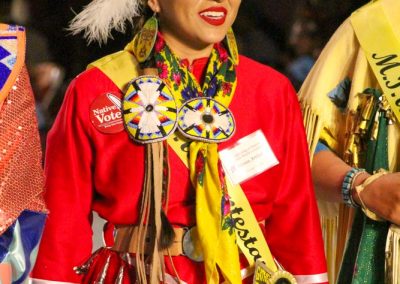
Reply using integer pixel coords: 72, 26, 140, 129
219, 130, 279, 185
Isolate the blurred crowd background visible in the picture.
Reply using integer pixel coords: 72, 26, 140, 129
0, 0, 368, 148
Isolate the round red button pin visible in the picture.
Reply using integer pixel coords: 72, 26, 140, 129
89, 92, 124, 134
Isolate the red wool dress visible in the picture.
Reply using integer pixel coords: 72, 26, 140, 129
32, 54, 328, 284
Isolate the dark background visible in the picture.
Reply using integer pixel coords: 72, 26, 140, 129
0, 0, 367, 78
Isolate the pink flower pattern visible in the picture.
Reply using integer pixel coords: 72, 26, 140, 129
172, 73, 181, 86
157, 61, 168, 79
155, 37, 165, 53
215, 43, 229, 62
222, 82, 232, 96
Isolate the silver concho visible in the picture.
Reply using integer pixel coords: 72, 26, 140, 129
182, 227, 204, 262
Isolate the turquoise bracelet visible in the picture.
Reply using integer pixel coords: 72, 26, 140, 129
342, 168, 365, 207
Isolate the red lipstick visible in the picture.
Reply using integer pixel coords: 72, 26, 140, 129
199, 7, 227, 26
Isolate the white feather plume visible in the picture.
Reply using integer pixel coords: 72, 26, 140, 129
69, 0, 143, 44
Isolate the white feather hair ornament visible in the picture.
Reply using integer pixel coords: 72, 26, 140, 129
69, 0, 143, 44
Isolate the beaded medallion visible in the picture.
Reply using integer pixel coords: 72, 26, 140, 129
123, 75, 178, 143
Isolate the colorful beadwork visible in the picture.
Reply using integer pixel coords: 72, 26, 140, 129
123, 75, 178, 143
342, 167, 365, 207
177, 98, 235, 142
224, 28, 239, 66
131, 17, 158, 63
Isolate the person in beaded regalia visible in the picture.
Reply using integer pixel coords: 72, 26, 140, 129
32, 0, 328, 283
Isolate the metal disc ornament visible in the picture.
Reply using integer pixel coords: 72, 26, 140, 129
182, 227, 204, 262
177, 98, 235, 143
123, 75, 177, 143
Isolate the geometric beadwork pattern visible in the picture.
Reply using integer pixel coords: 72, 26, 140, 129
178, 97, 235, 143
0, 25, 22, 91
123, 75, 178, 143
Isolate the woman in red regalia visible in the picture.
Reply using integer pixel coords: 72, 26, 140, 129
32, 0, 328, 283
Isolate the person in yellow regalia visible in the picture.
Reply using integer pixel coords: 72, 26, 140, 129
299, 0, 400, 283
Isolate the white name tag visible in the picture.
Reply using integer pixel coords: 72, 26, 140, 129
219, 130, 279, 185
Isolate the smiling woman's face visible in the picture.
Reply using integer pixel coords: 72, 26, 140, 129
148, 0, 241, 58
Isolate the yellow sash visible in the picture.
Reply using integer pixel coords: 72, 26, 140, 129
89, 51, 279, 279
168, 135, 278, 275
351, 0, 400, 123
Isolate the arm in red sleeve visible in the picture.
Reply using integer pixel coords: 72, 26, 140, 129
265, 81, 328, 284
32, 77, 95, 282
